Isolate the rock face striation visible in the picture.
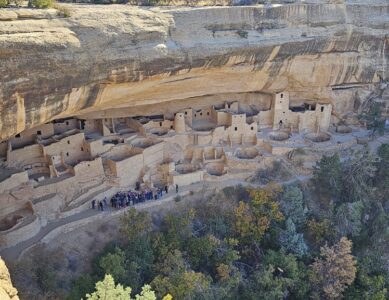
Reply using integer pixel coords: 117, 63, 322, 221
0, 2, 388, 141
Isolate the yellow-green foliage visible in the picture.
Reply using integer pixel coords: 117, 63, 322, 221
31, 0, 52, 8
0, 0, 9, 7
234, 184, 284, 245
53, 3, 71, 17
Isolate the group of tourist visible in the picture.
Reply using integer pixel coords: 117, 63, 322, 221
91, 184, 179, 211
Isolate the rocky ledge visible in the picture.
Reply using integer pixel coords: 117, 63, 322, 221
0, 257, 19, 300
0, 2, 388, 141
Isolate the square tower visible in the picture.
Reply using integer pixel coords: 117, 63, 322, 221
273, 92, 290, 130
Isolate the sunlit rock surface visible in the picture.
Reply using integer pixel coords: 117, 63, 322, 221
0, 2, 388, 141
0, 257, 19, 300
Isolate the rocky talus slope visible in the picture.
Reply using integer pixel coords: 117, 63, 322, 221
0, 257, 19, 300
0, 2, 388, 141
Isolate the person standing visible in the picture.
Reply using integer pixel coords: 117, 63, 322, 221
165, 185, 168, 194
92, 199, 96, 209
176, 184, 179, 193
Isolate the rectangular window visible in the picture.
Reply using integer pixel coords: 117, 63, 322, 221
235, 127, 238, 131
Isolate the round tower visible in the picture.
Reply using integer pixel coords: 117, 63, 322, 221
174, 113, 186, 133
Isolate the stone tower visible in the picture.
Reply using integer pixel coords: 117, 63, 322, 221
273, 92, 290, 130
174, 113, 186, 133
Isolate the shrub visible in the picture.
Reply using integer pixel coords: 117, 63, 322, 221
236, 30, 248, 39
31, 0, 52, 8
296, 158, 304, 167
279, 185, 306, 227
0, 0, 9, 7
53, 3, 71, 17
12, 0, 23, 6
251, 160, 292, 184
310, 237, 356, 299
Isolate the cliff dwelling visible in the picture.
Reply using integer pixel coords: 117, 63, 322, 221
0, 90, 381, 249
0, 1, 388, 298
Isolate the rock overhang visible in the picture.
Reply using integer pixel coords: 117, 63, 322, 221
0, 2, 388, 142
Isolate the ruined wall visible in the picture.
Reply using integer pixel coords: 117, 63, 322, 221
43, 132, 89, 165
7, 144, 44, 170
143, 142, 165, 168
53, 119, 79, 134
171, 170, 204, 186
0, 172, 29, 194
9, 123, 54, 150
109, 154, 144, 187
71, 157, 104, 179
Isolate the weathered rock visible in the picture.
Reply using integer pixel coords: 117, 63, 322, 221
0, 3, 388, 141
0, 11, 18, 21
0, 257, 19, 300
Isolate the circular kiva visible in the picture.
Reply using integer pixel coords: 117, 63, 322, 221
206, 162, 225, 176
235, 147, 259, 159
305, 132, 331, 142
269, 131, 290, 141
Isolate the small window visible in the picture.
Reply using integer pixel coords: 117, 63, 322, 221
281, 93, 283, 98
15, 134, 21, 138
170, 125, 173, 129
37, 130, 42, 135
200, 113, 203, 116
185, 111, 188, 115
159, 122, 162, 127
207, 112, 210, 116
81, 147, 84, 151
228, 104, 230, 108
66, 121, 69, 125
321, 106, 324, 112
66, 152, 69, 156
67, 140, 70, 144
235, 127, 238, 131
194, 114, 197, 117
88, 164, 90, 167
251, 126, 254, 130
283, 112, 286, 114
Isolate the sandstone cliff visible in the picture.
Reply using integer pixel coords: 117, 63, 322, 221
0, 257, 19, 300
0, 2, 388, 141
